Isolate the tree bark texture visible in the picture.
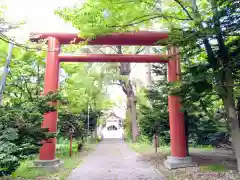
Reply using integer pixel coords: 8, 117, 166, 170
220, 72, 240, 172
116, 46, 139, 142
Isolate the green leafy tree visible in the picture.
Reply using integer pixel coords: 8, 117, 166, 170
61, 62, 114, 113
58, 61, 115, 146
3, 51, 45, 105
138, 64, 170, 143
139, 64, 226, 146
58, 109, 102, 150
56, 0, 240, 170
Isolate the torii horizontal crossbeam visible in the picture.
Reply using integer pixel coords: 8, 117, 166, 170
30, 31, 168, 46
58, 54, 168, 63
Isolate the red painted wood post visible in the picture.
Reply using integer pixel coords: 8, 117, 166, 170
154, 134, 158, 153
167, 46, 187, 158
69, 133, 73, 157
39, 37, 60, 160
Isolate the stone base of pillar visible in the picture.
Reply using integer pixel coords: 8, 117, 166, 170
164, 156, 196, 169
32, 159, 63, 172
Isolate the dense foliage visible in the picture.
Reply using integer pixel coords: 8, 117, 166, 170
58, 110, 102, 144
0, 94, 59, 176
0, 40, 61, 175
138, 64, 170, 144
58, 62, 114, 143
138, 64, 228, 146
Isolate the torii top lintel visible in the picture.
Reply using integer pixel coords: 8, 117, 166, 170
29, 31, 168, 46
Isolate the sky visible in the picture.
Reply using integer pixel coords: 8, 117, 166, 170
2, 0, 149, 118
3, 0, 79, 41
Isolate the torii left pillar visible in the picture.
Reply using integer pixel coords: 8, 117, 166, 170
34, 37, 62, 171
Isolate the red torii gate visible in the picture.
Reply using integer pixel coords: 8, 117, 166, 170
30, 31, 192, 170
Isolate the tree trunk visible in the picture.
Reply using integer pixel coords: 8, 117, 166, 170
117, 46, 139, 142
92, 127, 97, 139
129, 94, 139, 142
223, 94, 240, 172
220, 72, 240, 172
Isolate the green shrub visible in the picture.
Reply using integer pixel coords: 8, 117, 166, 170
0, 93, 60, 176
96, 136, 102, 143
56, 139, 78, 156
159, 136, 169, 146
137, 135, 151, 144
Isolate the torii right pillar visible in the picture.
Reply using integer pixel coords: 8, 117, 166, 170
164, 46, 194, 169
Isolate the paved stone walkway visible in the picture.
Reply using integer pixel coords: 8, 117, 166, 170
69, 139, 165, 180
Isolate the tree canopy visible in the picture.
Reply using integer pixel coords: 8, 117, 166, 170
56, 0, 240, 171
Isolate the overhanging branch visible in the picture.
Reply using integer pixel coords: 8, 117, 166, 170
135, 46, 146, 54
109, 14, 192, 28
173, 0, 194, 20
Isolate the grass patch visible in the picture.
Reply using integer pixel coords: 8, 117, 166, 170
12, 160, 48, 178
128, 142, 170, 154
190, 145, 214, 152
11, 142, 96, 180
128, 142, 153, 153
200, 164, 226, 172
128, 141, 214, 155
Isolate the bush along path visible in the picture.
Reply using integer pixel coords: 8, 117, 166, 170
69, 139, 165, 180
11, 142, 97, 180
